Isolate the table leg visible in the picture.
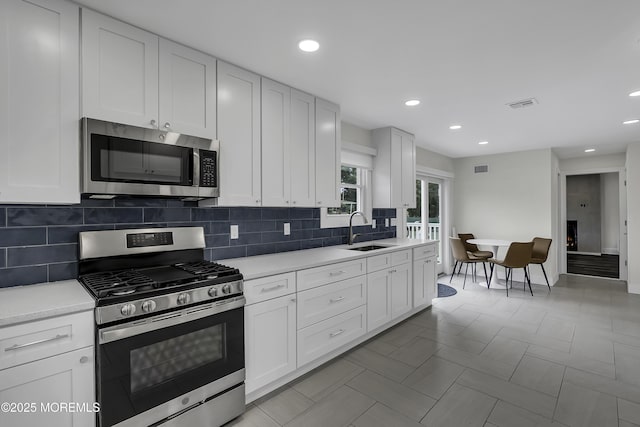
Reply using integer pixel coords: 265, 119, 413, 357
477, 245, 509, 289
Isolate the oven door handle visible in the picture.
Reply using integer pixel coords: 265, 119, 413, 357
99, 297, 245, 344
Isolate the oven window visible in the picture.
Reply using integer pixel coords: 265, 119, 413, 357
130, 324, 225, 393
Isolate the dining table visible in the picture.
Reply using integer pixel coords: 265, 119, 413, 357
467, 238, 512, 289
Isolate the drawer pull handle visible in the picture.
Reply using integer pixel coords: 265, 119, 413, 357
329, 296, 345, 303
5, 333, 69, 352
329, 329, 345, 338
389, 269, 397, 273
329, 270, 345, 277
261, 284, 285, 292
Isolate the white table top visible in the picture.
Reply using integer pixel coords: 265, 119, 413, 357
468, 238, 512, 247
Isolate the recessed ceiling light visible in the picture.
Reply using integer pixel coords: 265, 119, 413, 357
584, 148, 595, 153
478, 141, 488, 145
629, 90, 640, 97
449, 124, 462, 130
404, 99, 420, 107
623, 119, 639, 125
298, 39, 319, 52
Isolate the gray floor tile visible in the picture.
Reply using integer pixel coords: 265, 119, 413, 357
419, 327, 488, 354
499, 326, 572, 352
554, 381, 618, 427
456, 369, 557, 419
619, 398, 640, 425
570, 330, 615, 364
364, 337, 398, 356
420, 383, 496, 427
459, 315, 505, 344
226, 405, 280, 427
388, 336, 440, 367
510, 355, 565, 397
292, 358, 364, 402
488, 400, 566, 427
345, 346, 415, 382
536, 315, 575, 342
436, 345, 517, 380
402, 356, 465, 400
347, 370, 436, 421
377, 322, 425, 347
563, 367, 640, 404
256, 388, 314, 425
352, 403, 423, 427
480, 335, 528, 366
615, 343, 640, 387
285, 386, 374, 427
526, 344, 616, 379
619, 420, 640, 427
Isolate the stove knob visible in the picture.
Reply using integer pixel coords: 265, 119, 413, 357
222, 284, 231, 294
208, 287, 218, 297
177, 293, 191, 305
120, 303, 136, 317
141, 300, 157, 313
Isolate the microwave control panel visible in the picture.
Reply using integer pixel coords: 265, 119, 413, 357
199, 150, 217, 187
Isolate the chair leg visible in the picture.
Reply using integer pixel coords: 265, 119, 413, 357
540, 264, 551, 291
482, 262, 489, 284
450, 261, 458, 283
457, 262, 464, 274
505, 268, 510, 297
524, 268, 533, 296
488, 264, 494, 288
463, 263, 469, 289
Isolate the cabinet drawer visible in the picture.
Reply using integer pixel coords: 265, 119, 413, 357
297, 259, 366, 291
367, 253, 392, 273
297, 276, 366, 329
244, 272, 296, 305
0, 310, 94, 371
413, 244, 437, 260
391, 249, 411, 265
297, 306, 366, 366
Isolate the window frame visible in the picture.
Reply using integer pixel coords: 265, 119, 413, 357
320, 164, 372, 229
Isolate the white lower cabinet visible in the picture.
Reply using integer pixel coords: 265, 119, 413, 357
367, 250, 412, 331
0, 346, 95, 427
413, 245, 437, 308
244, 293, 297, 393
367, 269, 392, 331
391, 262, 412, 318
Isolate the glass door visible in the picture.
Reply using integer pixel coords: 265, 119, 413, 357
407, 177, 443, 273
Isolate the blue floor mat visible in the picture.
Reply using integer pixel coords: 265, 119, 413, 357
437, 283, 458, 297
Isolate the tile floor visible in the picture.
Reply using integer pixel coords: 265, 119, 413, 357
228, 274, 640, 427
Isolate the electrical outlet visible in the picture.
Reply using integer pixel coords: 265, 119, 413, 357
390, 218, 397, 227
230, 225, 239, 239
283, 223, 291, 235
372, 219, 376, 229
385, 218, 389, 227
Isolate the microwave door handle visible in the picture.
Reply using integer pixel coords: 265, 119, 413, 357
192, 149, 200, 187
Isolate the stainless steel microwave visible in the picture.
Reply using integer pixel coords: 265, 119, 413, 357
82, 118, 219, 199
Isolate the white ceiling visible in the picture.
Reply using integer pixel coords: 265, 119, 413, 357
74, 0, 640, 159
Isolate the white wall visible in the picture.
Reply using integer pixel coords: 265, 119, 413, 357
601, 173, 620, 254
416, 146, 455, 173
342, 121, 373, 148
453, 148, 556, 285
559, 153, 626, 172
626, 143, 640, 293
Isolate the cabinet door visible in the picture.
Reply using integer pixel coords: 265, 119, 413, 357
217, 61, 261, 206
0, 346, 95, 427
82, 9, 158, 128
245, 295, 296, 393
401, 132, 416, 208
367, 269, 392, 331
290, 89, 316, 207
0, 0, 80, 204
261, 78, 290, 206
389, 129, 403, 208
159, 39, 216, 139
391, 262, 412, 318
414, 256, 436, 308
315, 98, 341, 208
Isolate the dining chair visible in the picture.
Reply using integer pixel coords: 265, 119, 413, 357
529, 237, 552, 291
450, 237, 489, 289
488, 241, 534, 297
457, 233, 493, 278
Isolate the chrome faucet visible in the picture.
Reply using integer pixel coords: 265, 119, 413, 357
348, 211, 368, 245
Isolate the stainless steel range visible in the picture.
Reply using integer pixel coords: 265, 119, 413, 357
78, 227, 245, 427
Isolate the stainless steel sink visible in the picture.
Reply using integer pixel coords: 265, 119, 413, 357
348, 244, 393, 252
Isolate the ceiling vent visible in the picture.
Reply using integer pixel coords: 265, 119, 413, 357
474, 165, 488, 173
507, 98, 538, 109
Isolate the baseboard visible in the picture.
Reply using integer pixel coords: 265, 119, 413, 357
601, 248, 620, 255
569, 251, 601, 256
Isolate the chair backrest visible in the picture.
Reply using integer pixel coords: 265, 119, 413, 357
450, 237, 470, 262
458, 233, 479, 252
532, 237, 552, 262
502, 241, 534, 269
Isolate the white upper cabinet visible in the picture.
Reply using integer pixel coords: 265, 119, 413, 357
217, 61, 261, 206
0, 0, 80, 204
159, 39, 216, 139
289, 89, 316, 207
82, 9, 158, 128
315, 98, 341, 208
261, 78, 291, 207
372, 127, 416, 208
82, 10, 216, 138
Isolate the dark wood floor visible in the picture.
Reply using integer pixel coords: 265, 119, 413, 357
567, 253, 619, 278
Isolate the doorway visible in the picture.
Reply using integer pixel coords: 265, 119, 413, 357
561, 171, 627, 280
406, 176, 444, 274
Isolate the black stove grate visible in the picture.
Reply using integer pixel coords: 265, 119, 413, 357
173, 261, 238, 277
80, 270, 157, 298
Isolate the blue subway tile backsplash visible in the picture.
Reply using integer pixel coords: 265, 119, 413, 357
0, 198, 396, 288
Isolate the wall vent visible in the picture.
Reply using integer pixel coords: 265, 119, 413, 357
507, 98, 538, 109
474, 165, 489, 173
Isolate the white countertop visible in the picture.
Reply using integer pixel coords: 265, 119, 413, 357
0, 280, 95, 327
224, 238, 436, 280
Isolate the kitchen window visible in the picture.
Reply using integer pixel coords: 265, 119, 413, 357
328, 166, 363, 215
